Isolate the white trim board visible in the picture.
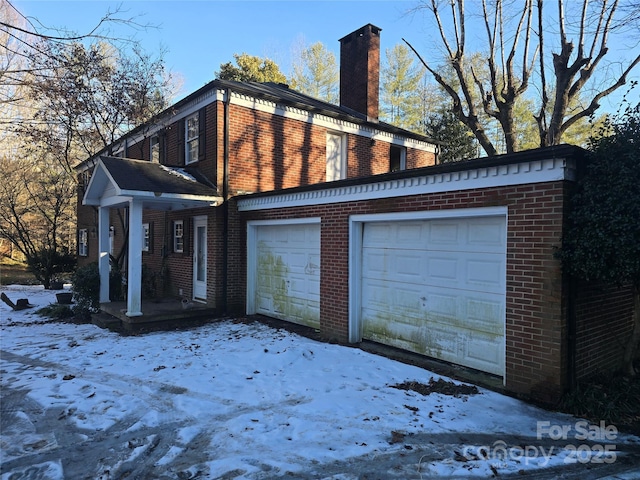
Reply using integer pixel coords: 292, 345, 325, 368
238, 156, 575, 212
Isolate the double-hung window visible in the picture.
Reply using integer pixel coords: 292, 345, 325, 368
185, 113, 199, 164
174, 220, 184, 253
142, 223, 150, 252
78, 229, 88, 256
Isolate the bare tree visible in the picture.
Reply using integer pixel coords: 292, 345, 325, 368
0, 0, 176, 285
405, 0, 640, 155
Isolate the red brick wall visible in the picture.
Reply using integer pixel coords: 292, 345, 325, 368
574, 280, 634, 379
223, 102, 435, 195
237, 181, 571, 402
77, 93, 435, 313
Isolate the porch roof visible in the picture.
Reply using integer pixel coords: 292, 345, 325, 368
83, 156, 223, 210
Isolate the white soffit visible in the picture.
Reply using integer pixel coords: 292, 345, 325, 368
237, 156, 574, 212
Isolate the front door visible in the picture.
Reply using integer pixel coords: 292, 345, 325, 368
193, 216, 207, 301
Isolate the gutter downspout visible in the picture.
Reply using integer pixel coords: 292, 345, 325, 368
222, 88, 231, 313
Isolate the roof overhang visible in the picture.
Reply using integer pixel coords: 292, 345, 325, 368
83, 157, 223, 211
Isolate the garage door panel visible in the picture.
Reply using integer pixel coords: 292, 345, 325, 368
464, 332, 504, 375
361, 216, 506, 376
255, 223, 320, 329
467, 218, 506, 248
464, 297, 504, 334
466, 258, 504, 290
428, 221, 460, 246
427, 255, 459, 283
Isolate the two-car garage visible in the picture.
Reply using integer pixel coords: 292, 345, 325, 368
247, 209, 507, 377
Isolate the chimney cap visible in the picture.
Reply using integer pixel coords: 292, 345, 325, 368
339, 24, 382, 43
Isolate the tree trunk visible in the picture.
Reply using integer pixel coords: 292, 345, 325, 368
622, 285, 640, 377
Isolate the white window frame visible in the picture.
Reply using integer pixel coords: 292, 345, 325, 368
109, 225, 115, 255
185, 113, 199, 164
326, 132, 347, 181
390, 145, 407, 172
150, 135, 160, 163
174, 220, 184, 253
142, 223, 150, 252
78, 229, 88, 257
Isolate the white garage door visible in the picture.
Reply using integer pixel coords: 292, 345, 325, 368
361, 216, 506, 376
254, 223, 320, 328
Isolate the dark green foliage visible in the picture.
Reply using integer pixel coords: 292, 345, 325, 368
71, 262, 100, 313
558, 103, 640, 287
558, 102, 640, 375
141, 263, 158, 299
216, 53, 287, 83
558, 369, 640, 434
109, 267, 124, 301
36, 303, 74, 320
26, 247, 76, 289
424, 109, 478, 163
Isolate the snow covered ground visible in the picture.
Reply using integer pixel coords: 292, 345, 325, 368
1, 285, 639, 479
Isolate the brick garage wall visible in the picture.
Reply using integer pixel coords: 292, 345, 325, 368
574, 280, 634, 379
236, 181, 571, 402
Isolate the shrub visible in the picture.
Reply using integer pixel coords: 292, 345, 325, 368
71, 262, 100, 313
26, 247, 76, 289
36, 303, 74, 320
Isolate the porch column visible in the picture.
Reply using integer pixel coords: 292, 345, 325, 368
126, 199, 143, 317
98, 206, 110, 304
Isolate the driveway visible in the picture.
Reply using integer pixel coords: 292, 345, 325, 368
1, 285, 639, 479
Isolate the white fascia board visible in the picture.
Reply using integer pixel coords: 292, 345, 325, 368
230, 92, 437, 153
118, 190, 222, 205
83, 160, 123, 205
238, 156, 573, 212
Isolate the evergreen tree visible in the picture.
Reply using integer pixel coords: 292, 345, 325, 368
380, 44, 424, 132
424, 109, 478, 163
290, 42, 338, 103
216, 53, 287, 83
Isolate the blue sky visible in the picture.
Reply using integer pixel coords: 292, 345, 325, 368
11, 0, 640, 111
14, 1, 431, 98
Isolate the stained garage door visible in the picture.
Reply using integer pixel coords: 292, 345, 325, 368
361, 216, 506, 376
254, 223, 320, 328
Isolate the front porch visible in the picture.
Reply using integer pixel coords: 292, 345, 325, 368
82, 156, 223, 318
97, 298, 217, 332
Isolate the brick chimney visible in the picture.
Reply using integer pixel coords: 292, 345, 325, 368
339, 24, 381, 122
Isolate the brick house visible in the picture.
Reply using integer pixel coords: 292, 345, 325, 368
76, 24, 438, 317
77, 24, 635, 403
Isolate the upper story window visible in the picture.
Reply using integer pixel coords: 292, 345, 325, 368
326, 132, 346, 181
150, 135, 160, 163
80, 170, 91, 191
390, 145, 407, 172
186, 113, 199, 164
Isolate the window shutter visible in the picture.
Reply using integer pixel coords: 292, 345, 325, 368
198, 107, 206, 161
148, 221, 154, 254
177, 119, 185, 165
182, 218, 191, 256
